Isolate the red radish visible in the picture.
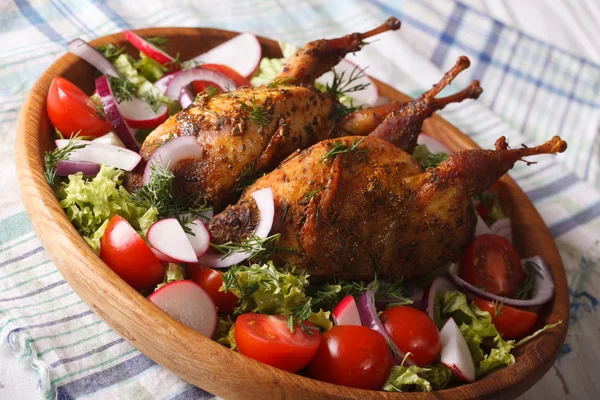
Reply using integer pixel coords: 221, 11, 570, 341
55, 160, 101, 177
421, 276, 457, 321
417, 134, 450, 154
439, 317, 476, 382
117, 96, 168, 129
142, 136, 203, 185
317, 59, 378, 106
164, 68, 237, 101
148, 280, 217, 337
68, 38, 121, 78
54, 139, 141, 171
179, 86, 195, 109
147, 219, 198, 263
332, 295, 361, 326
124, 30, 174, 65
196, 188, 274, 268
474, 213, 492, 237
151, 247, 179, 263
185, 219, 210, 257
191, 33, 261, 78
95, 75, 140, 151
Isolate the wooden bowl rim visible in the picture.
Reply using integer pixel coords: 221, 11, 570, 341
15, 27, 569, 400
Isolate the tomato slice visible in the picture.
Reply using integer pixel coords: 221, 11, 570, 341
188, 264, 239, 313
46, 76, 112, 138
234, 314, 321, 373
380, 306, 441, 366
473, 299, 537, 340
461, 234, 525, 297
309, 325, 392, 390
100, 215, 164, 290
192, 64, 250, 94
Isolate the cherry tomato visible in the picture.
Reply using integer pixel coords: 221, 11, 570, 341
192, 64, 251, 94
380, 306, 441, 366
188, 264, 239, 313
473, 299, 537, 340
46, 76, 112, 138
461, 234, 525, 297
309, 325, 392, 390
100, 215, 164, 290
234, 314, 321, 373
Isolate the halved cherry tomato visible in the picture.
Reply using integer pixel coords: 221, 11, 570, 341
234, 314, 321, 373
192, 64, 250, 94
100, 215, 164, 290
381, 306, 441, 366
461, 234, 525, 297
473, 299, 537, 340
309, 325, 392, 390
188, 264, 239, 313
46, 76, 112, 138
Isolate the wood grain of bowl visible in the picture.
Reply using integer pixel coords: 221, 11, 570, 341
15, 27, 568, 399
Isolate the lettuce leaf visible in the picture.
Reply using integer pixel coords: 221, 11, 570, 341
383, 362, 451, 392
308, 309, 333, 331
155, 263, 186, 291
214, 316, 236, 350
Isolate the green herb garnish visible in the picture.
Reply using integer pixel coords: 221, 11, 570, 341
321, 137, 368, 162
145, 36, 168, 50
97, 43, 126, 63
44, 137, 87, 187
514, 261, 542, 300
108, 76, 137, 103
324, 65, 370, 99
195, 86, 219, 102
210, 233, 293, 265
140, 90, 170, 113
237, 95, 272, 126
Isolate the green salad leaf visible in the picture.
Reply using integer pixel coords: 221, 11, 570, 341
134, 52, 167, 82
214, 316, 236, 350
56, 165, 157, 253
155, 263, 186, 291
413, 144, 448, 169
383, 363, 451, 392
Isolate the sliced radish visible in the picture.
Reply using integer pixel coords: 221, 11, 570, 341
421, 276, 458, 322
417, 134, 450, 154
439, 317, 476, 382
196, 188, 274, 268
142, 136, 203, 185
191, 33, 261, 78
95, 75, 140, 151
151, 247, 179, 263
117, 95, 168, 129
55, 160, 101, 177
185, 219, 210, 257
93, 132, 126, 148
474, 213, 492, 237
68, 38, 120, 78
147, 219, 198, 263
317, 59, 378, 106
55, 140, 141, 171
124, 30, 174, 65
155, 73, 177, 94
148, 280, 217, 337
164, 68, 237, 101
332, 295, 361, 326
490, 217, 512, 243
179, 86, 195, 109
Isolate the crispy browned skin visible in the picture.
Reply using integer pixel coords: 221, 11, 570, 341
209, 136, 567, 281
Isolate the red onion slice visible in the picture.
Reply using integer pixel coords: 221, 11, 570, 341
356, 290, 415, 366
490, 217, 512, 243
124, 30, 174, 65
95, 75, 140, 151
154, 73, 177, 94
448, 256, 555, 307
142, 136, 203, 185
55, 140, 141, 171
179, 86, 195, 109
196, 188, 274, 269
421, 276, 458, 322
164, 68, 237, 100
474, 214, 492, 237
68, 38, 120, 78
55, 160, 101, 177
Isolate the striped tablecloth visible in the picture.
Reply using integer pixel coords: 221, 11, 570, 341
1, 1, 599, 399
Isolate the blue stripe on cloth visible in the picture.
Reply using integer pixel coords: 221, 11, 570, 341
519, 48, 554, 133
90, 0, 130, 30
557, 60, 587, 134
430, 2, 466, 66
585, 126, 600, 180
489, 32, 522, 110
525, 173, 578, 202
0, 280, 66, 303
51, 0, 96, 39
50, 338, 125, 368
170, 386, 214, 400
55, 353, 156, 399
470, 20, 503, 81
550, 201, 600, 237
7, 310, 93, 336
0, 246, 43, 268
14, 0, 66, 44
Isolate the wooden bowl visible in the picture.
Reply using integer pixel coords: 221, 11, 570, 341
15, 27, 568, 399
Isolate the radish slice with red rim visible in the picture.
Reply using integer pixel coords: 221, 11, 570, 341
356, 290, 415, 366
151, 247, 179, 263
55, 140, 141, 171
95, 75, 140, 151
147, 219, 198, 263
196, 188, 274, 269
55, 160, 101, 177
439, 317, 476, 382
417, 134, 451, 154
148, 280, 217, 337
179, 86, 195, 109
332, 295, 361, 326
190, 33, 261, 78
164, 68, 237, 100
421, 275, 458, 322
68, 38, 121, 78
185, 219, 210, 257
317, 59, 378, 106
124, 30, 174, 65
117, 96, 168, 130
142, 136, 203, 185
448, 256, 554, 307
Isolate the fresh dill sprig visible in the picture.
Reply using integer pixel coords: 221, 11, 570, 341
210, 233, 293, 264
325, 65, 370, 99
97, 43, 125, 63
266, 77, 293, 89
493, 297, 505, 319
321, 137, 369, 162
237, 95, 272, 126
195, 86, 219, 102
94, 102, 106, 120
165, 52, 181, 69
108, 76, 137, 103
515, 261, 543, 300
44, 137, 87, 187
140, 90, 170, 113
302, 186, 325, 202
145, 36, 168, 50
221, 265, 261, 313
